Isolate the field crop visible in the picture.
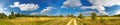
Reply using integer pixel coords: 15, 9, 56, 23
0, 17, 120, 25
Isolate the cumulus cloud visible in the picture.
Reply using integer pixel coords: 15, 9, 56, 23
82, 11, 108, 16
83, 11, 94, 14
0, 8, 7, 13
30, 7, 55, 15
116, 10, 120, 14
40, 7, 53, 14
81, 6, 97, 9
61, 0, 108, 15
89, 0, 120, 7
61, 0, 81, 8
81, 6, 108, 15
0, 7, 10, 16
30, 12, 40, 15
82, 11, 95, 16
81, 0, 120, 15
10, 2, 39, 11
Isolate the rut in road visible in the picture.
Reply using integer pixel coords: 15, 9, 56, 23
74, 19, 77, 25
67, 19, 77, 25
67, 19, 73, 25
46, 18, 71, 25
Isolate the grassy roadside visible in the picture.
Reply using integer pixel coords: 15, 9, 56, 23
0, 17, 72, 25
77, 17, 120, 25
0, 20, 15, 25
0, 17, 58, 25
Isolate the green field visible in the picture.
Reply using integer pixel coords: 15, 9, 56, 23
0, 17, 120, 25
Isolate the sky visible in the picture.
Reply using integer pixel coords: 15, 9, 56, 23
0, 0, 120, 16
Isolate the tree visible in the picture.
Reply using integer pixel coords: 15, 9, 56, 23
113, 14, 120, 17
91, 12, 97, 21
58, 15, 64, 17
0, 13, 7, 19
78, 13, 83, 18
9, 12, 15, 19
102, 15, 109, 17
11, 12, 15, 16
15, 13, 20, 17
67, 14, 75, 17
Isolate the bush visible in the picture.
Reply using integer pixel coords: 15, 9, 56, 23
0, 13, 7, 19
78, 13, 83, 18
91, 12, 97, 21
67, 14, 75, 17
8, 15, 15, 19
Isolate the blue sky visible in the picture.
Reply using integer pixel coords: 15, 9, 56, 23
0, 0, 120, 16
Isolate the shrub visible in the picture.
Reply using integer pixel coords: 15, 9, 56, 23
91, 12, 97, 21
78, 13, 83, 18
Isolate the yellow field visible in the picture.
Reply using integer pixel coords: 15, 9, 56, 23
0, 17, 120, 25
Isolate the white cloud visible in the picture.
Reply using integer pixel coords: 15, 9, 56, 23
0, 8, 7, 13
83, 11, 94, 14
61, 0, 81, 8
116, 10, 120, 14
10, 2, 20, 8
0, 7, 10, 16
81, 6, 108, 15
81, 6, 97, 9
89, 0, 120, 7
30, 7, 56, 15
10, 2, 39, 11
82, 11, 108, 16
30, 12, 40, 15
40, 7, 53, 14
0, 4, 10, 16
81, 0, 120, 15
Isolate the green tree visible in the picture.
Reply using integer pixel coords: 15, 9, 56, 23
15, 13, 20, 17
67, 14, 70, 17
113, 14, 120, 17
9, 12, 15, 19
59, 15, 64, 17
67, 14, 75, 17
91, 12, 97, 21
0, 13, 7, 19
102, 15, 109, 17
11, 12, 15, 16
78, 13, 83, 18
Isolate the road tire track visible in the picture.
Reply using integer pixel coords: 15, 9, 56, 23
67, 19, 78, 25
74, 19, 77, 25
67, 19, 73, 25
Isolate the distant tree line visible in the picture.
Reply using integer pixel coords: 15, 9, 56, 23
0, 12, 120, 19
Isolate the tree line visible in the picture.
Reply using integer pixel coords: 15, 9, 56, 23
0, 12, 120, 19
